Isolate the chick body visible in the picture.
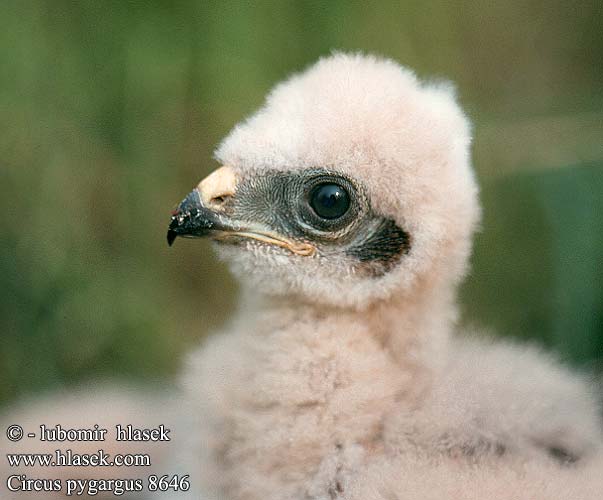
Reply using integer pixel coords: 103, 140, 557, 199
172, 53, 602, 499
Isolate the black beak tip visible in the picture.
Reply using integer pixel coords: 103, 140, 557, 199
167, 189, 218, 247
167, 229, 177, 246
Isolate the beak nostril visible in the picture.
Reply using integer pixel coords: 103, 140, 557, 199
208, 193, 232, 208
198, 166, 237, 209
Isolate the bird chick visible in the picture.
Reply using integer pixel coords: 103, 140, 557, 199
167, 53, 602, 500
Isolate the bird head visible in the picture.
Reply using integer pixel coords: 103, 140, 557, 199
168, 53, 479, 309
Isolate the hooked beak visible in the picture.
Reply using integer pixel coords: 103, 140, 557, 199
167, 190, 220, 245
167, 166, 238, 246
167, 166, 315, 256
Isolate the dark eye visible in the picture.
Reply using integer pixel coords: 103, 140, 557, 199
309, 183, 350, 219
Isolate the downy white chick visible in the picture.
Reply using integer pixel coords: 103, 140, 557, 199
166, 53, 602, 500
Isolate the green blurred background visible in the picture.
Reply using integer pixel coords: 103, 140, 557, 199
2, 1, 602, 406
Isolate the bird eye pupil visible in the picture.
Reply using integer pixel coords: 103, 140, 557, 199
309, 183, 350, 220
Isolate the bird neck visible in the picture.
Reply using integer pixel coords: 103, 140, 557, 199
240, 279, 456, 383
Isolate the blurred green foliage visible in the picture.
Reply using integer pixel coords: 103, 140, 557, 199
464, 164, 603, 364
1, 1, 602, 405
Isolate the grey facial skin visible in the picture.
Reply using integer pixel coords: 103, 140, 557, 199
168, 168, 411, 276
